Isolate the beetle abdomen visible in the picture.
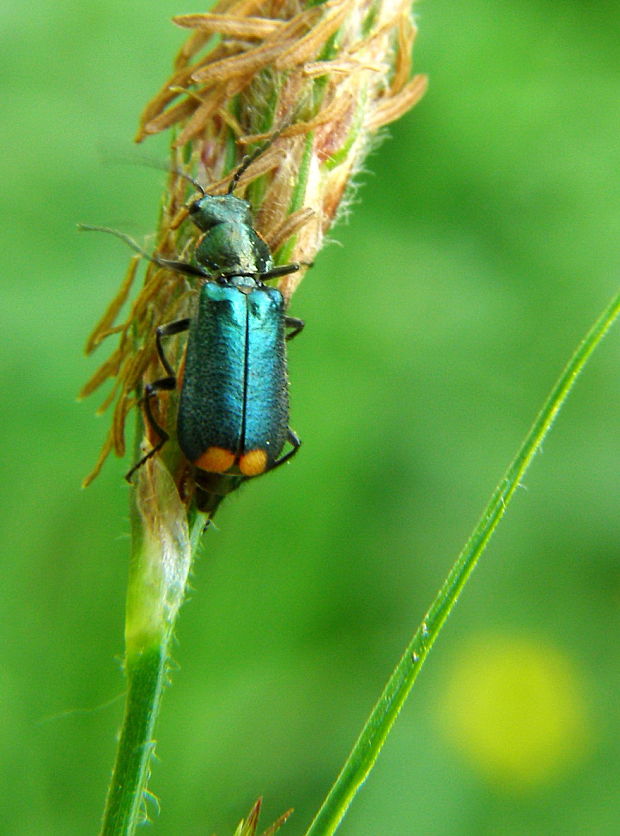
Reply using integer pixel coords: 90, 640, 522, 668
241, 287, 288, 473
177, 283, 246, 465
177, 283, 289, 476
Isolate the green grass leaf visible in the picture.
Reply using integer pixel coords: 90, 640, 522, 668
304, 289, 620, 836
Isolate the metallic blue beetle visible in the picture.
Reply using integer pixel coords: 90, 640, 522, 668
84, 143, 304, 514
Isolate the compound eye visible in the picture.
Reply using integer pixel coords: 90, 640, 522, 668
189, 199, 202, 214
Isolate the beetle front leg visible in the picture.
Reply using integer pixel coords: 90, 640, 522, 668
262, 262, 300, 281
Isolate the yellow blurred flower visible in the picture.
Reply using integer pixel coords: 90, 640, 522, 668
437, 633, 591, 793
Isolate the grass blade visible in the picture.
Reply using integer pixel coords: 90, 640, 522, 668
304, 289, 620, 836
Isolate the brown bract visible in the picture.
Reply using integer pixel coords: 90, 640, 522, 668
82, 0, 426, 487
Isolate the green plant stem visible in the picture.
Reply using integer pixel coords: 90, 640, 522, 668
100, 456, 201, 835
304, 289, 620, 836
100, 644, 168, 835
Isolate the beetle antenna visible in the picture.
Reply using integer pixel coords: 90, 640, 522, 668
175, 168, 206, 195
227, 125, 288, 195
100, 151, 207, 196
78, 224, 208, 278
77, 224, 153, 258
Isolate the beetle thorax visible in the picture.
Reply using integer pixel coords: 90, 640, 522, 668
194, 217, 273, 276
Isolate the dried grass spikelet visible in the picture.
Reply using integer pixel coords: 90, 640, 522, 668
82, 0, 426, 494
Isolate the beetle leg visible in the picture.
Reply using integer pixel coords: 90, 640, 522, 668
155, 318, 190, 376
261, 262, 300, 280
125, 377, 176, 482
269, 429, 302, 470
155, 258, 208, 279
125, 318, 192, 482
284, 316, 305, 340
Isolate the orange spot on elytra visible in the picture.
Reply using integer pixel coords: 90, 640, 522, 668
239, 449, 268, 476
195, 446, 235, 473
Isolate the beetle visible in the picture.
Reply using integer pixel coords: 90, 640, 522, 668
83, 140, 304, 514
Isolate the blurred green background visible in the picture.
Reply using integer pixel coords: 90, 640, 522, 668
2, 0, 620, 833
